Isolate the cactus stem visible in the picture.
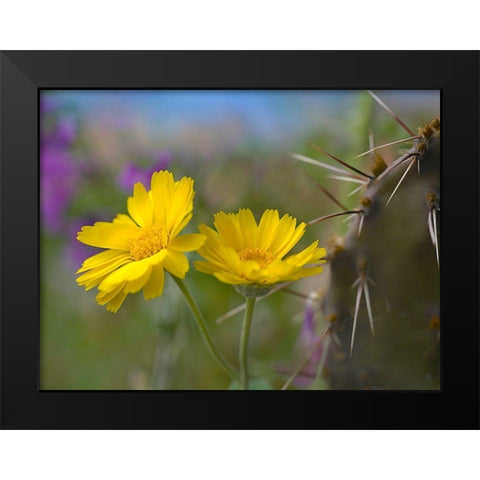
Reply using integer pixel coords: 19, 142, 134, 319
385, 157, 417, 206
310, 143, 374, 179
367, 90, 415, 136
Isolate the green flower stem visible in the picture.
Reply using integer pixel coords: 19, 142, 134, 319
171, 275, 239, 383
239, 297, 256, 390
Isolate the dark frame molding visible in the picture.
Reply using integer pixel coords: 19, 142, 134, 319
1, 51, 478, 429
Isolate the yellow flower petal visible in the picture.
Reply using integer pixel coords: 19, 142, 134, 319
275, 222, 307, 258
77, 222, 140, 250
268, 215, 302, 257
123, 264, 153, 294
213, 271, 245, 284
194, 260, 220, 274
96, 282, 126, 305
163, 249, 189, 278
286, 265, 324, 280
256, 209, 280, 250
106, 291, 128, 313
214, 212, 244, 250
77, 249, 129, 273
198, 224, 223, 250
130, 182, 153, 228
151, 170, 174, 225
171, 213, 193, 239
237, 208, 257, 247
96, 282, 129, 312
285, 242, 325, 267
113, 213, 138, 227
98, 256, 152, 292
169, 233, 206, 252
77, 254, 132, 289
168, 177, 194, 233
143, 265, 165, 300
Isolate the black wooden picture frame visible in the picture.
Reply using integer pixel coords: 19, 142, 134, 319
1, 51, 478, 429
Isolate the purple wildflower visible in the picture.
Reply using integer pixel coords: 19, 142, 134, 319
53, 116, 77, 146
40, 146, 78, 234
292, 294, 324, 388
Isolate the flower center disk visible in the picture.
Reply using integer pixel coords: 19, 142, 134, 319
129, 225, 170, 260
238, 247, 274, 269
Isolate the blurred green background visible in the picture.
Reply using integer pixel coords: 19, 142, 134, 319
40, 90, 439, 389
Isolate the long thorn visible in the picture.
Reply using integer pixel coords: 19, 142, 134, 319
375, 151, 417, 183
368, 129, 375, 153
432, 210, 439, 267
216, 282, 290, 323
351, 277, 361, 289
317, 184, 349, 212
291, 153, 359, 177
311, 144, 374, 179
363, 280, 375, 336
367, 90, 415, 136
307, 210, 363, 227
355, 136, 419, 159
342, 213, 356, 223
357, 214, 365, 237
282, 287, 321, 302
216, 303, 246, 324
313, 334, 331, 389
350, 281, 364, 356
427, 210, 436, 246
347, 185, 365, 197
385, 158, 416, 206
328, 175, 368, 185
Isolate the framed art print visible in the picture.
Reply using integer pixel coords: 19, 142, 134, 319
1, 51, 479, 429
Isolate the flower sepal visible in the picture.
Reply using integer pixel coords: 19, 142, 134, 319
234, 283, 272, 299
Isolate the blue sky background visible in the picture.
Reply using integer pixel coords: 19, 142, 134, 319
43, 90, 439, 145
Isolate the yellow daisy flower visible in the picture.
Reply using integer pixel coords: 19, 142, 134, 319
195, 208, 326, 294
76, 171, 206, 313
